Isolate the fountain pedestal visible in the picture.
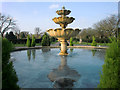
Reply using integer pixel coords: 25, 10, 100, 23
59, 39, 68, 55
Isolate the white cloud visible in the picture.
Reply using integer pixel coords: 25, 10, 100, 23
49, 4, 59, 9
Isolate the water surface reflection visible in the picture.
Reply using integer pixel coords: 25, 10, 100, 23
11, 48, 105, 88
27, 49, 36, 61
48, 55, 80, 88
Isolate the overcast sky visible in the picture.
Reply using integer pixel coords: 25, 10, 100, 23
1, 2, 118, 34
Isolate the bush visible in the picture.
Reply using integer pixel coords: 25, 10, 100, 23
91, 36, 97, 46
26, 35, 31, 47
2, 38, 14, 66
2, 38, 19, 89
70, 37, 73, 46
31, 35, 36, 47
50, 37, 57, 42
5, 31, 17, 40
98, 38, 120, 88
41, 33, 50, 46
73, 38, 79, 42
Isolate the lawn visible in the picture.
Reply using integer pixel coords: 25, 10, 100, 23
13, 43, 41, 47
73, 41, 111, 46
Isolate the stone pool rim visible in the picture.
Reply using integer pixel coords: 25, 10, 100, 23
12, 46, 108, 52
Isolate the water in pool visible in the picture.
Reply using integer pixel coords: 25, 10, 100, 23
11, 48, 105, 88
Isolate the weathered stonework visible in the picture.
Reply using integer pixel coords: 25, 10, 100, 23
47, 6, 80, 55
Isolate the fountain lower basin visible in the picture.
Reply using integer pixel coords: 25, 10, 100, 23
47, 28, 80, 55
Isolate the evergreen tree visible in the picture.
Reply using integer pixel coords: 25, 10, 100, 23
41, 32, 50, 46
70, 37, 73, 46
91, 36, 97, 46
98, 38, 120, 88
26, 35, 31, 47
31, 35, 36, 47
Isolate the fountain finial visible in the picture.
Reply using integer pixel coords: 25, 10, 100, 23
62, 6, 65, 10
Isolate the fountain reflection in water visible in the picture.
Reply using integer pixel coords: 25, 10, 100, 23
48, 55, 80, 88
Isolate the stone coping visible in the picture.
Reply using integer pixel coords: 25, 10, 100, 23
12, 46, 108, 52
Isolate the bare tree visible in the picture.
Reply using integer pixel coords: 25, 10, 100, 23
0, 13, 17, 37
93, 15, 118, 38
34, 27, 41, 38
116, 18, 120, 38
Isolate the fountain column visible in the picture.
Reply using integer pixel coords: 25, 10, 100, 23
59, 39, 68, 55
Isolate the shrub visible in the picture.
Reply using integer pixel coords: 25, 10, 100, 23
2, 38, 19, 89
91, 36, 97, 46
50, 37, 56, 42
98, 38, 120, 88
5, 31, 17, 40
41, 33, 50, 46
26, 35, 31, 47
70, 37, 73, 46
31, 35, 36, 47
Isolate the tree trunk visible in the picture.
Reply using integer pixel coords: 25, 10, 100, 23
1, 33, 3, 37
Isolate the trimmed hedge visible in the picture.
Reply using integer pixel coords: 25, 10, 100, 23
82, 37, 110, 43
41, 33, 51, 46
91, 36, 97, 46
26, 35, 31, 47
31, 35, 36, 47
70, 37, 73, 46
8, 39, 42, 44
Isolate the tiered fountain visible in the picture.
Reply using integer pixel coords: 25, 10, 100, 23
47, 6, 80, 55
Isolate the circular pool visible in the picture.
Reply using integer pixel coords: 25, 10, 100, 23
11, 48, 105, 88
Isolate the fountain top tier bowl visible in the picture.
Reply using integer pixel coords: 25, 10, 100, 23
56, 6, 71, 16
52, 6, 75, 28
47, 6, 80, 40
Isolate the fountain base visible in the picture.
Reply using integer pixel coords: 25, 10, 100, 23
59, 52, 69, 55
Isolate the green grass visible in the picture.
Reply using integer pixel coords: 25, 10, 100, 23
73, 41, 111, 46
13, 44, 26, 47
14, 43, 41, 47
51, 41, 58, 44
36, 43, 41, 46
13, 41, 58, 47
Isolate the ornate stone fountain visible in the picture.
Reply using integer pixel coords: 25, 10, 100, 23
47, 6, 80, 55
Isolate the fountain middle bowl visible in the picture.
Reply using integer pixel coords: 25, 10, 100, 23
47, 28, 80, 40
